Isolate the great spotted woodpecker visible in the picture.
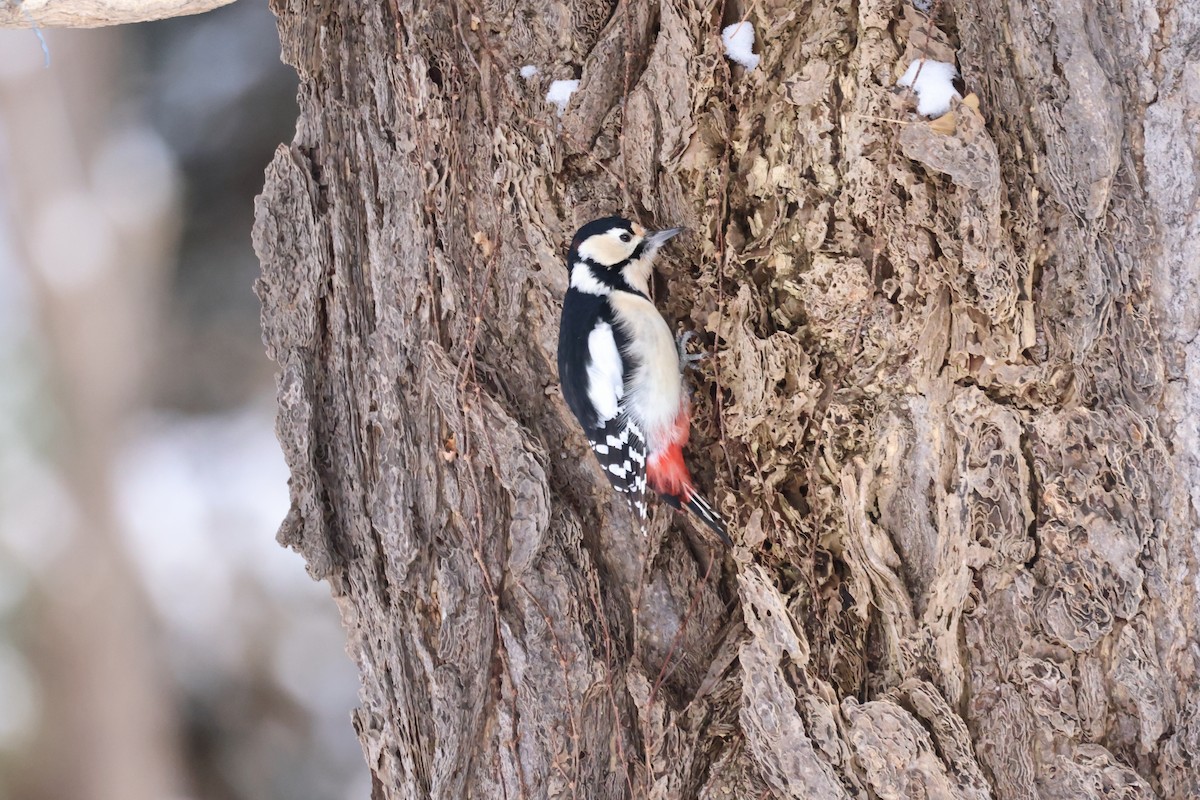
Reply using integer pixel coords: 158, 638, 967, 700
556, 216, 731, 545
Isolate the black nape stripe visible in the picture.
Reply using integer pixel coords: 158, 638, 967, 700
571, 259, 650, 301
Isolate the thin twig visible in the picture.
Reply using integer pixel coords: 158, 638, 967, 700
648, 551, 716, 708
459, 382, 530, 800
586, 572, 641, 798
519, 584, 583, 800
619, 0, 635, 213
7, 1, 50, 67
711, 7, 736, 484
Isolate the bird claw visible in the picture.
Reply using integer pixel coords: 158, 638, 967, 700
676, 330, 707, 371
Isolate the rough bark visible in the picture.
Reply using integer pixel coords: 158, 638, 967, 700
253, 0, 1200, 798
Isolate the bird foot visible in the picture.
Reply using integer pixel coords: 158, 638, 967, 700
676, 330, 706, 371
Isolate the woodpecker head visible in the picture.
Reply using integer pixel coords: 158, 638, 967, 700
567, 216, 683, 296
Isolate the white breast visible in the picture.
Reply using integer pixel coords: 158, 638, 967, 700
608, 291, 682, 452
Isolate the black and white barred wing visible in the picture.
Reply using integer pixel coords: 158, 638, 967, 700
588, 415, 649, 521
584, 322, 649, 529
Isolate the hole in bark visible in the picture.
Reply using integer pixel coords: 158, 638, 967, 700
719, 1, 744, 28
1100, 470, 1116, 492
427, 63, 444, 89
873, 254, 895, 289
781, 479, 809, 516
812, 548, 831, 581
928, 231, 944, 262
1021, 432, 1042, 570
838, 584, 855, 613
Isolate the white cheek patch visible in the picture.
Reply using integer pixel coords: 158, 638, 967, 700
585, 322, 624, 422
578, 231, 632, 266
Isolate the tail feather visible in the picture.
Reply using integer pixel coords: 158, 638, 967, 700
684, 491, 732, 547
647, 441, 733, 546
629, 493, 649, 537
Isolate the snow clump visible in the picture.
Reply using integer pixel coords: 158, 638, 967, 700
721, 22, 760, 71
519, 65, 539, 79
897, 59, 961, 117
545, 79, 579, 116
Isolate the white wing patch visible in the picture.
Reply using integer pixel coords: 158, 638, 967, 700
586, 322, 624, 422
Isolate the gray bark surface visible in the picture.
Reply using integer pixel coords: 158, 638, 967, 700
253, 0, 1200, 797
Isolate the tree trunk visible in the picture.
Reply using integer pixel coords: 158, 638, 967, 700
252, 0, 1200, 797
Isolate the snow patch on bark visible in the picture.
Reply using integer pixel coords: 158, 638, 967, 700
722, 22, 760, 71
898, 59, 960, 116
545, 79, 579, 116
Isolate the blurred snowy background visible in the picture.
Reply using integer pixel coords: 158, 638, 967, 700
0, 4, 367, 800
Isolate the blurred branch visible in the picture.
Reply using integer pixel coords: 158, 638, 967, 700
0, 0, 235, 28
0, 26, 184, 800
